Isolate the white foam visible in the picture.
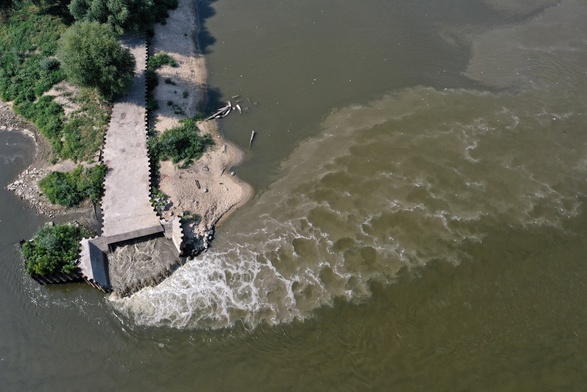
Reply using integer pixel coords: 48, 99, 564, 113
111, 76, 587, 330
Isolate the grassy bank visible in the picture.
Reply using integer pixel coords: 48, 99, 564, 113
0, 2, 110, 162
0, 0, 178, 164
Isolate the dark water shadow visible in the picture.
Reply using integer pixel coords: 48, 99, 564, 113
203, 85, 225, 116
195, 0, 218, 55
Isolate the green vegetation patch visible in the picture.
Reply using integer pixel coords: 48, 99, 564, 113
0, 3, 67, 154
69, 0, 178, 35
61, 88, 110, 161
22, 224, 94, 276
57, 21, 135, 101
149, 119, 214, 168
148, 52, 178, 70
146, 53, 178, 113
0, 5, 66, 105
151, 187, 168, 213
181, 210, 201, 224
0, 5, 110, 161
16, 87, 110, 161
146, 66, 159, 112
16, 95, 64, 152
39, 164, 107, 207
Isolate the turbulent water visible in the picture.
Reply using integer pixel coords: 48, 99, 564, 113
4, 0, 587, 390
111, 0, 587, 329
107, 236, 180, 293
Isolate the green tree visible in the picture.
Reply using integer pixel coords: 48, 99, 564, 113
57, 21, 135, 100
68, 0, 178, 34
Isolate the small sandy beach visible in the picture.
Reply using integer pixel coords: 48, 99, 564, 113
151, 0, 253, 241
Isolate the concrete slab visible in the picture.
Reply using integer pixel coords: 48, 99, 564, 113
101, 36, 161, 237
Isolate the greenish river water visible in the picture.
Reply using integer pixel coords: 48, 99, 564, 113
2, 0, 587, 390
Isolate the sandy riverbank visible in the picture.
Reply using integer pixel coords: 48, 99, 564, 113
147, 0, 253, 243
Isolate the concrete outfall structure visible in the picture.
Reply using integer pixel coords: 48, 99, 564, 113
77, 36, 184, 294
11, 0, 252, 294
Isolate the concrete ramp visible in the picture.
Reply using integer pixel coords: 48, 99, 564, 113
101, 36, 161, 237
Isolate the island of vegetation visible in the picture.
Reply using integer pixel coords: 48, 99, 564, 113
1, 0, 252, 284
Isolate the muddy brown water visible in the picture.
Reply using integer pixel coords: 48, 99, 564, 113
2, 0, 587, 390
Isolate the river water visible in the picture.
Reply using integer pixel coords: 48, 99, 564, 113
3, 0, 587, 390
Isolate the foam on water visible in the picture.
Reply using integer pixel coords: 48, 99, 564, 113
111, 89, 587, 328
110, 0, 587, 329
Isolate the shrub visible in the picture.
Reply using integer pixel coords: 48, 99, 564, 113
14, 96, 64, 154
149, 119, 213, 168
151, 187, 168, 212
22, 224, 94, 276
148, 53, 178, 70
181, 210, 201, 224
69, 0, 178, 34
147, 96, 159, 111
39, 164, 107, 207
145, 68, 159, 113
40, 57, 60, 71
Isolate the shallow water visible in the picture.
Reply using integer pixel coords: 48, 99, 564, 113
3, 0, 587, 390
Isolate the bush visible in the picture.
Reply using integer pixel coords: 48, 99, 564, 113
22, 224, 94, 275
15, 96, 64, 139
148, 53, 178, 69
57, 21, 135, 100
69, 0, 178, 34
149, 119, 213, 168
146, 68, 159, 90
15, 96, 65, 154
39, 164, 107, 207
